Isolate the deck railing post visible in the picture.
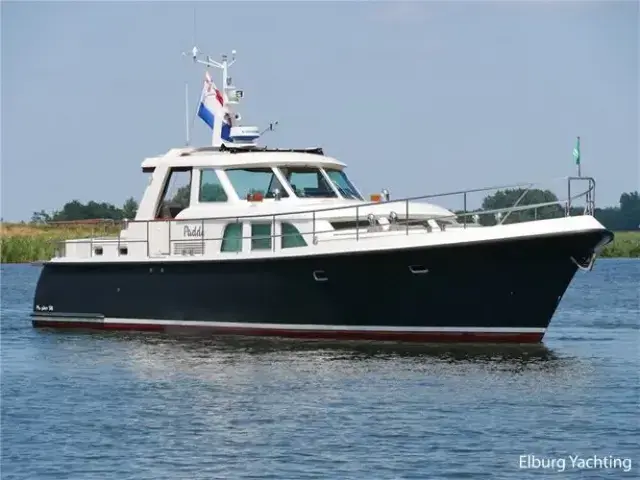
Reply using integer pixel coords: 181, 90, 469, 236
168, 220, 172, 256
272, 214, 276, 252
405, 199, 409, 235
567, 178, 572, 216
356, 206, 359, 241
312, 211, 316, 244
146, 221, 150, 257
235, 217, 240, 252
201, 219, 205, 255
463, 192, 467, 229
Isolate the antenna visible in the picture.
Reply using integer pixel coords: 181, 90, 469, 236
181, 7, 199, 146
260, 121, 279, 136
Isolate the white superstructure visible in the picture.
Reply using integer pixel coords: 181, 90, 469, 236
51, 46, 606, 266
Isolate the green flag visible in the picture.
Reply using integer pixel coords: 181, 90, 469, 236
573, 137, 581, 165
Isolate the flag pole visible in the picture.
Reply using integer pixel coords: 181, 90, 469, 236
573, 136, 581, 177
185, 82, 190, 146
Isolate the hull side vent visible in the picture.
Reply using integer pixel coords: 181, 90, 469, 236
173, 241, 205, 256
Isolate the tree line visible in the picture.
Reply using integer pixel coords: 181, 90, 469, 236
28, 190, 639, 231
459, 189, 639, 230
30, 197, 139, 224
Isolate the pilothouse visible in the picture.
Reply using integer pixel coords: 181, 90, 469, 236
31, 45, 613, 344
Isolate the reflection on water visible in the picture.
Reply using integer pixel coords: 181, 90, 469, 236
124, 331, 561, 362
42, 328, 560, 361
35, 329, 586, 384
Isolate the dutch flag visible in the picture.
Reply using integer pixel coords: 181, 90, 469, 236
197, 71, 233, 143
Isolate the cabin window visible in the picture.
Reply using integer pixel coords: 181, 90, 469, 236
225, 168, 289, 200
157, 167, 192, 219
251, 223, 272, 250
324, 168, 363, 200
279, 167, 337, 198
199, 169, 228, 202
330, 220, 376, 230
281, 223, 307, 248
221, 223, 243, 252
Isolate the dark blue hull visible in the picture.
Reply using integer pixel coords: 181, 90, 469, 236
31, 229, 612, 343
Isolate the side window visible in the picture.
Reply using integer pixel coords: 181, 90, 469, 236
280, 167, 337, 198
156, 167, 192, 219
281, 223, 307, 248
251, 223, 272, 250
324, 169, 363, 200
221, 223, 243, 252
199, 169, 228, 202
226, 168, 289, 199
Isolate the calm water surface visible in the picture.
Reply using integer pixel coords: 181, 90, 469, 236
1, 260, 639, 479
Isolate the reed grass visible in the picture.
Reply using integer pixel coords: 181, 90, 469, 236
1, 223, 638, 263
599, 231, 640, 258
0, 223, 122, 264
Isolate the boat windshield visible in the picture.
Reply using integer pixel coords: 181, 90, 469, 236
225, 167, 289, 199
278, 167, 338, 198
324, 168, 363, 200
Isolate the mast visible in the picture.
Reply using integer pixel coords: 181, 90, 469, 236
184, 47, 243, 147
183, 46, 277, 148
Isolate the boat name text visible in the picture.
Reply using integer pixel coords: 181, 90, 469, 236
183, 225, 203, 238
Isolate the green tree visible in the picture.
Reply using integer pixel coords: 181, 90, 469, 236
122, 197, 138, 219
479, 188, 563, 225
171, 185, 191, 206
594, 191, 640, 230
51, 200, 124, 221
171, 183, 227, 204
619, 191, 640, 229
200, 183, 228, 202
30, 210, 54, 224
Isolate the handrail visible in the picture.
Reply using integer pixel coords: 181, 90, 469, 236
46, 218, 118, 226
43, 176, 596, 228
49, 176, 597, 259
498, 183, 534, 225
115, 176, 596, 225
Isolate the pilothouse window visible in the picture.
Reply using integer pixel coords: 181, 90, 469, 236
199, 169, 228, 202
324, 169, 363, 200
225, 168, 289, 200
157, 167, 192, 219
279, 167, 337, 198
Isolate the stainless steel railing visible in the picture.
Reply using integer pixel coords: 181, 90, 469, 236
51, 176, 596, 259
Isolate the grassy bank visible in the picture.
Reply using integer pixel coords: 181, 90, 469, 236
1, 222, 122, 264
598, 231, 640, 258
1, 223, 639, 263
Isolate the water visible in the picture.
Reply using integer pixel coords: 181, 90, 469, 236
1, 260, 638, 479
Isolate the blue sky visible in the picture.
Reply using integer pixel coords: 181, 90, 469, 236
1, 0, 638, 221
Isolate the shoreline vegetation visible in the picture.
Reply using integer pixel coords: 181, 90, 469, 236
1, 222, 639, 264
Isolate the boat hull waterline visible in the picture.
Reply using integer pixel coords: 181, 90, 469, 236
31, 229, 611, 344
